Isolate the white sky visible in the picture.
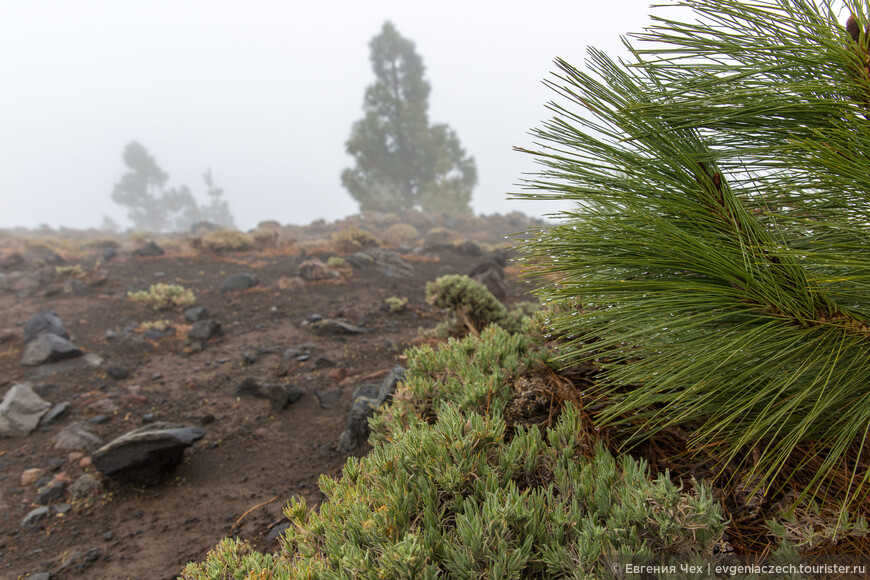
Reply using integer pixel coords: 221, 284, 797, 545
0, 0, 657, 231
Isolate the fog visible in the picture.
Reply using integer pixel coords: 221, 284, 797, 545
0, 0, 655, 231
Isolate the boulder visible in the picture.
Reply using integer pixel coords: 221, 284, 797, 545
234, 378, 302, 410
0, 383, 51, 437
346, 248, 414, 278
188, 320, 222, 341
132, 241, 164, 257
21, 334, 83, 366
338, 366, 405, 452
91, 422, 205, 485
219, 273, 259, 292
22, 311, 69, 344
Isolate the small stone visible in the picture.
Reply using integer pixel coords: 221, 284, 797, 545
88, 414, 110, 425
53, 422, 104, 451
183, 306, 208, 322
80, 456, 92, 468
0, 383, 51, 437
39, 401, 71, 427
105, 364, 129, 380
22, 311, 69, 343
315, 387, 342, 410
70, 473, 103, 499
21, 506, 50, 529
53, 502, 72, 514
132, 241, 164, 257
219, 273, 259, 293
188, 320, 222, 341
200, 413, 215, 425
20, 334, 83, 366
21, 467, 46, 486
36, 480, 67, 504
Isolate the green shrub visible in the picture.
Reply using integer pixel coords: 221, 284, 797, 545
384, 296, 408, 313
182, 404, 724, 579
381, 223, 420, 247
325, 255, 347, 268
196, 228, 254, 253
127, 283, 196, 310
371, 325, 546, 441
425, 274, 528, 336
331, 227, 379, 254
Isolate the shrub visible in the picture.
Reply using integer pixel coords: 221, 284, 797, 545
195, 228, 254, 253
384, 296, 408, 313
331, 227, 379, 254
325, 256, 346, 268
127, 283, 196, 310
381, 223, 420, 247
182, 404, 724, 579
425, 274, 527, 336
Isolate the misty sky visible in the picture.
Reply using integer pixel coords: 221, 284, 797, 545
0, 0, 658, 231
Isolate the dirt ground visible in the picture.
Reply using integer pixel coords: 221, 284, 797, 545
0, 219, 538, 579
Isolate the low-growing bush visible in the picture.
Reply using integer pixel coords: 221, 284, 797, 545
331, 227, 379, 254
381, 223, 420, 247
127, 283, 196, 310
325, 256, 347, 268
182, 404, 724, 579
384, 296, 408, 313
192, 228, 254, 253
425, 274, 531, 336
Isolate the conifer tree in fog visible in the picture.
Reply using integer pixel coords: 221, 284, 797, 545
111, 141, 235, 232
342, 22, 477, 215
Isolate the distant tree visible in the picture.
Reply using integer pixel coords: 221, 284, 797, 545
111, 142, 235, 232
342, 22, 477, 215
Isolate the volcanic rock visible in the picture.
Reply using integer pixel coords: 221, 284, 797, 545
219, 273, 258, 292
0, 383, 51, 437
91, 422, 205, 485
132, 241, 165, 257
21, 334, 83, 366
22, 311, 70, 343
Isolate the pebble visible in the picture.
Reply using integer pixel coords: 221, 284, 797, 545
21, 506, 50, 528
21, 467, 46, 486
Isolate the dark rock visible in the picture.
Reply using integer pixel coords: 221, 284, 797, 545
70, 473, 103, 499
22, 311, 69, 343
109, 335, 154, 356
219, 273, 259, 293
132, 241, 164, 257
314, 356, 335, 369
21, 334, 83, 366
315, 387, 342, 409
35, 480, 67, 505
142, 413, 155, 424
89, 414, 110, 425
25, 353, 102, 380
183, 306, 208, 322
242, 351, 258, 365
63, 278, 90, 296
144, 328, 172, 340
234, 378, 298, 410
472, 268, 508, 303
309, 318, 366, 335
0, 383, 51, 437
346, 248, 414, 278
306, 313, 323, 324
106, 364, 130, 380
200, 413, 215, 425
39, 401, 71, 427
267, 522, 292, 543
352, 383, 380, 401
377, 366, 406, 405
337, 396, 378, 452
103, 247, 117, 261
457, 240, 484, 256
0, 251, 24, 269
21, 506, 50, 529
188, 320, 222, 341
91, 422, 205, 485
53, 422, 104, 451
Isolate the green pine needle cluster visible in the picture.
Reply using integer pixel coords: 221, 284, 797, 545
424, 274, 532, 336
520, 0, 870, 510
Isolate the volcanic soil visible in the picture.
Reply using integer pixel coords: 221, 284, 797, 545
0, 215, 539, 579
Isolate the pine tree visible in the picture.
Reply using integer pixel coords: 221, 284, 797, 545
521, 0, 870, 514
342, 22, 477, 215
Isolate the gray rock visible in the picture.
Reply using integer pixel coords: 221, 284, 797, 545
35, 480, 67, 505
39, 401, 71, 427
183, 306, 208, 322
132, 241, 164, 257
0, 383, 51, 437
26, 353, 102, 380
106, 364, 130, 380
315, 387, 342, 409
309, 318, 366, 335
234, 378, 300, 410
346, 248, 414, 278
103, 247, 117, 260
188, 320, 222, 341
377, 366, 406, 405
27, 571, 52, 580
53, 422, 104, 451
21, 506, 50, 529
472, 267, 507, 303
22, 311, 69, 343
219, 273, 259, 292
337, 396, 379, 452
20, 334, 83, 366
63, 278, 90, 296
91, 422, 205, 485
70, 473, 103, 500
